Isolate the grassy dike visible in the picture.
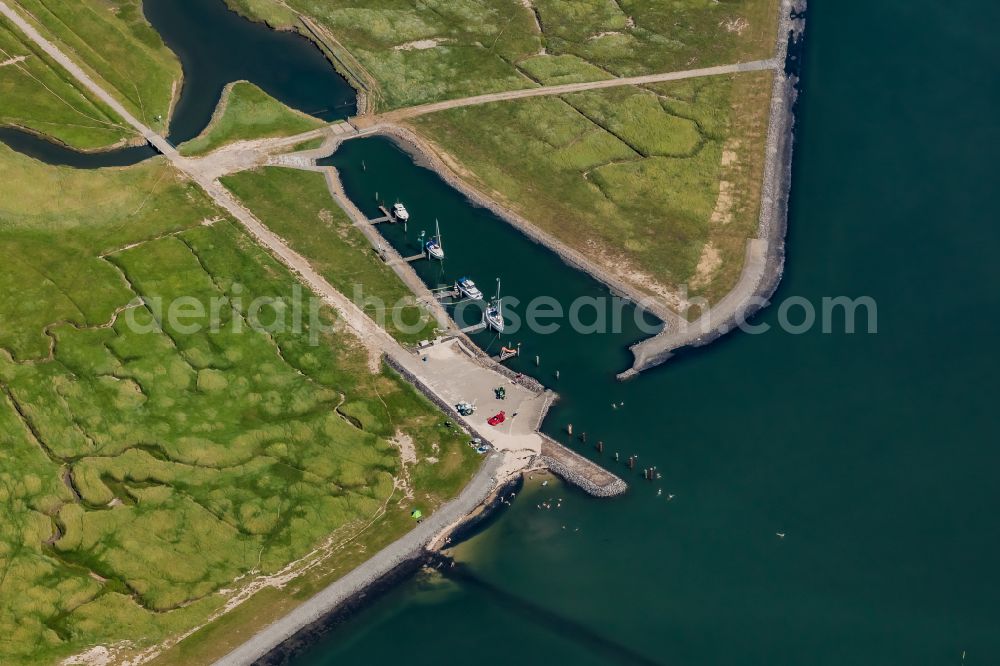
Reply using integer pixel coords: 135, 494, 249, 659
407, 71, 774, 309
220, 166, 439, 344
177, 82, 326, 157
0, 144, 478, 664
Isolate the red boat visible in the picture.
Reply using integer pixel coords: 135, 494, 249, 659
487, 411, 506, 426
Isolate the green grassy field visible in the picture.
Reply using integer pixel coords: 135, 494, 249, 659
0, 145, 477, 664
0, 15, 133, 149
221, 166, 439, 344
177, 82, 326, 156
230, 0, 778, 110
409, 71, 774, 310
10, 0, 180, 137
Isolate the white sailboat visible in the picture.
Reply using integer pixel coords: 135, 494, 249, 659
485, 278, 504, 332
425, 219, 444, 260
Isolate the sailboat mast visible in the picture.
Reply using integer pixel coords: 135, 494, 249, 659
496, 278, 502, 317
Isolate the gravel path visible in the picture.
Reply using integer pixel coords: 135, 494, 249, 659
373, 59, 777, 121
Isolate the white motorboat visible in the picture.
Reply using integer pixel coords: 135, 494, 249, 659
485, 278, 505, 332
392, 202, 410, 222
425, 219, 444, 260
456, 277, 483, 300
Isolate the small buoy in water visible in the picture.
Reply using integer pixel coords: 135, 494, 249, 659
667, 494, 675, 501
776, 532, 786, 539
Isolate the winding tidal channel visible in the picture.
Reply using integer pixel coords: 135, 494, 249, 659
3, 1, 998, 664
0, 0, 354, 167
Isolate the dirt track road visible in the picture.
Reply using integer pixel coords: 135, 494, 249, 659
376, 58, 777, 121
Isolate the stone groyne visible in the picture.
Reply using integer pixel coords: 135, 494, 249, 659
539, 435, 628, 498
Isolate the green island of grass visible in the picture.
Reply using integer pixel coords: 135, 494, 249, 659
0, 144, 477, 665
178, 82, 327, 157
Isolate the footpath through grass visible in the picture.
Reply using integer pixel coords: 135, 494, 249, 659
230, 0, 779, 109
0, 15, 133, 149
177, 81, 326, 156
409, 71, 774, 310
10, 0, 180, 137
0, 145, 477, 664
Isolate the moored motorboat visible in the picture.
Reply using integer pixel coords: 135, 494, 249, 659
456, 277, 483, 300
392, 202, 409, 222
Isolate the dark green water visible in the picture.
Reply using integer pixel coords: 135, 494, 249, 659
0, 0, 355, 167
295, 2, 1000, 665
144, 0, 355, 144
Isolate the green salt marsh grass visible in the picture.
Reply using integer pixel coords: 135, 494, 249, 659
177, 81, 326, 156
409, 71, 774, 307
231, 0, 778, 109
0, 16, 133, 149
10, 0, 180, 136
0, 146, 476, 664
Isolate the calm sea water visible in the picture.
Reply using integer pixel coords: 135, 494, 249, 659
294, 2, 1000, 665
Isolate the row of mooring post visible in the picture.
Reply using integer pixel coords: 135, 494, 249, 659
565, 422, 659, 479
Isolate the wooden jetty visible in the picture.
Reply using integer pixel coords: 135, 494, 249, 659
432, 286, 460, 301
402, 252, 425, 263
459, 321, 487, 334
368, 205, 393, 224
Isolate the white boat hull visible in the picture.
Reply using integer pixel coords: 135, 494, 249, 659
486, 311, 504, 332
